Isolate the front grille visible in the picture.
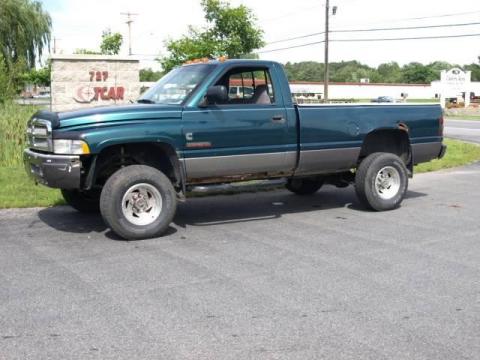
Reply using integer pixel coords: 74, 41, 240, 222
26, 118, 52, 152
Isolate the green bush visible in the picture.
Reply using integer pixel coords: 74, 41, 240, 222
0, 101, 39, 167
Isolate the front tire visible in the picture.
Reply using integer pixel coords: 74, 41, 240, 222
100, 165, 177, 240
355, 152, 408, 211
286, 177, 324, 195
61, 189, 100, 213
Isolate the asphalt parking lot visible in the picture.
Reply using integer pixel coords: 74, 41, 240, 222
1, 160, 480, 359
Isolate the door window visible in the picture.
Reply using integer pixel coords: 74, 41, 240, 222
218, 67, 275, 105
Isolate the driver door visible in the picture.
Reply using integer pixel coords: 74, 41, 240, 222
181, 66, 296, 180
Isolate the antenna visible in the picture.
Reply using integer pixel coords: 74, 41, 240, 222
121, 12, 139, 56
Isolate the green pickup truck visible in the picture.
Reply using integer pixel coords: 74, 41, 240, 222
24, 59, 446, 239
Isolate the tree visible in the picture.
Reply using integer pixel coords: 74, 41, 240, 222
330, 61, 375, 82
160, 0, 264, 72
0, 0, 51, 69
376, 62, 402, 83
401, 62, 438, 84
140, 68, 164, 82
24, 64, 51, 87
100, 29, 123, 55
284, 61, 324, 82
0, 55, 14, 103
465, 63, 480, 82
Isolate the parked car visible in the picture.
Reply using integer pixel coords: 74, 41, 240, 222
24, 59, 446, 239
228, 85, 254, 99
32, 91, 51, 99
372, 96, 395, 103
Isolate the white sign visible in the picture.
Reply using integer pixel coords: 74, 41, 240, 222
439, 68, 472, 107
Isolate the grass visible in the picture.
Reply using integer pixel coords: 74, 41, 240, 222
0, 101, 63, 208
445, 115, 480, 121
0, 102, 39, 167
405, 99, 440, 103
0, 167, 64, 208
415, 138, 480, 173
1, 139, 479, 209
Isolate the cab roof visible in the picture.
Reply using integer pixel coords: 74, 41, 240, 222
182, 58, 280, 68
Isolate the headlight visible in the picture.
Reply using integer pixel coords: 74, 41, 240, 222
53, 139, 90, 155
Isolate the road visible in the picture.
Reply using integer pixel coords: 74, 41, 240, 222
1, 163, 480, 359
445, 118, 480, 144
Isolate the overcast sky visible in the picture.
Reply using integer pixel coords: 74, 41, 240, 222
42, 0, 480, 69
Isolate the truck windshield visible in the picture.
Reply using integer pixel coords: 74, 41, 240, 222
138, 64, 215, 105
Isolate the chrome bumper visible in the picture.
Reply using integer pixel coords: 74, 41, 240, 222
23, 149, 81, 189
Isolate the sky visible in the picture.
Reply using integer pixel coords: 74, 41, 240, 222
41, 0, 480, 70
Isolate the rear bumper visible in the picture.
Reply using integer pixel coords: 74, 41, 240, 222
23, 149, 81, 189
438, 144, 447, 159
411, 142, 445, 165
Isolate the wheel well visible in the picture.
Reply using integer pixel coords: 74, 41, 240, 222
359, 129, 411, 165
89, 142, 183, 191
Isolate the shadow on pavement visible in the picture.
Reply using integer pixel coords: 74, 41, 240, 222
173, 187, 427, 228
36, 187, 427, 238
37, 206, 177, 241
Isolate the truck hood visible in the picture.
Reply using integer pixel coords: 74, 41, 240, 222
33, 104, 183, 129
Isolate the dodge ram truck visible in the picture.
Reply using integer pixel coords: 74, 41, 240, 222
24, 59, 446, 239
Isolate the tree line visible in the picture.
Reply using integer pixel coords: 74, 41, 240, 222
284, 60, 480, 84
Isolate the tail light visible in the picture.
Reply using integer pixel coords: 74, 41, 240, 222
439, 115, 444, 136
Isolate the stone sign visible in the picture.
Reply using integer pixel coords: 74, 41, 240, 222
50, 54, 140, 112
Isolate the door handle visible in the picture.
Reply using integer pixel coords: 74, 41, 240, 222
272, 116, 285, 123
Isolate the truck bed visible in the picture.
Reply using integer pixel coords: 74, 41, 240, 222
294, 103, 443, 175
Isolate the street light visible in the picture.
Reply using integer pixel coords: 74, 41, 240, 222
324, 1, 337, 102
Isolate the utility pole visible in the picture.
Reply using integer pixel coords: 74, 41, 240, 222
324, 2, 337, 103
324, 0, 330, 103
121, 12, 138, 56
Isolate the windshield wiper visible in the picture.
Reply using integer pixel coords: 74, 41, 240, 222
137, 99, 156, 104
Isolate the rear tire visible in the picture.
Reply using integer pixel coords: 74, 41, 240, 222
286, 177, 324, 195
100, 165, 177, 240
61, 189, 100, 213
355, 152, 408, 211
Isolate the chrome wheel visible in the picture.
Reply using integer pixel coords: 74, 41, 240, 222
374, 166, 401, 200
121, 183, 162, 226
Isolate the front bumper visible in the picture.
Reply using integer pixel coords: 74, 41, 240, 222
23, 149, 81, 189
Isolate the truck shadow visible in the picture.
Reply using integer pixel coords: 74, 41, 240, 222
36, 207, 178, 240
37, 186, 426, 239
174, 186, 426, 228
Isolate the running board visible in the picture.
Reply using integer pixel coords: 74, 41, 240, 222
188, 179, 286, 194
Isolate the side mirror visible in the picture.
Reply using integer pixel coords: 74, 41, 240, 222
203, 85, 228, 106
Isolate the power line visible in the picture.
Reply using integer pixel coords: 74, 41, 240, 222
336, 9, 480, 28
258, 40, 325, 54
267, 32, 324, 45
335, 21, 480, 33
258, 33, 480, 54
266, 21, 480, 45
334, 32, 480, 42
387, 9, 480, 22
